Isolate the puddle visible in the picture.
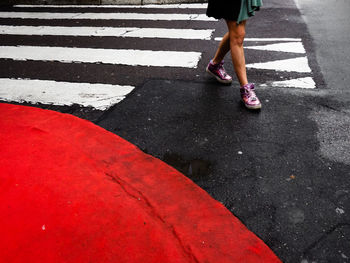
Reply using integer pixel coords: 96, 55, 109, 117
162, 153, 211, 180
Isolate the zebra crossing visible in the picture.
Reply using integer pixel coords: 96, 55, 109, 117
0, 3, 316, 110
0, 4, 213, 110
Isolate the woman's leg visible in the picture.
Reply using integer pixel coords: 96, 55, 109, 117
226, 20, 261, 109
226, 20, 248, 86
212, 32, 230, 64
206, 32, 233, 84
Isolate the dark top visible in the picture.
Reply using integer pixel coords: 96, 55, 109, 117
206, 0, 242, 21
206, 0, 262, 23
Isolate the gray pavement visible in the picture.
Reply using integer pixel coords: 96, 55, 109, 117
295, 0, 350, 166
0, 1, 349, 262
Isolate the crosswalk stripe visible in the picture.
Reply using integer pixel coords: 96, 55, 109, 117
0, 45, 202, 68
0, 25, 214, 40
246, 57, 312, 73
0, 78, 135, 110
0, 12, 216, 21
14, 4, 208, 9
261, 77, 316, 89
245, 42, 306, 54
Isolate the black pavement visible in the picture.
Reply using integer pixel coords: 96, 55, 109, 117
0, 1, 349, 262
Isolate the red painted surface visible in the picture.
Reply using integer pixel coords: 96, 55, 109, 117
0, 103, 281, 263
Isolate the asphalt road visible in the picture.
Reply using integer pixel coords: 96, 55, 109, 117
0, 0, 349, 262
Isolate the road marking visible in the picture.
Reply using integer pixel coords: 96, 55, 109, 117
14, 4, 208, 9
0, 45, 202, 68
0, 12, 216, 21
261, 77, 316, 89
0, 78, 135, 110
245, 42, 306, 54
215, 37, 302, 42
0, 25, 214, 40
246, 57, 312, 73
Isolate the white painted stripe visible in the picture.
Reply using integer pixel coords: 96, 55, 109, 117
14, 4, 208, 9
0, 12, 216, 21
0, 46, 201, 68
0, 78, 134, 110
246, 57, 312, 73
0, 25, 214, 40
261, 77, 316, 89
215, 37, 302, 42
245, 42, 306, 54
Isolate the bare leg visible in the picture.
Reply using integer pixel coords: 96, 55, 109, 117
212, 32, 230, 64
226, 20, 248, 86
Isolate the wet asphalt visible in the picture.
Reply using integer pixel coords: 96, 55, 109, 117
1, 0, 349, 262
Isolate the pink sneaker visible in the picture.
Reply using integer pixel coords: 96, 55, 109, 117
206, 60, 232, 84
240, 83, 262, 110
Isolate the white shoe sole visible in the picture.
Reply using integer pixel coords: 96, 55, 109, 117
244, 102, 262, 110
206, 67, 232, 85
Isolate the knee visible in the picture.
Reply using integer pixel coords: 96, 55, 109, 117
229, 31, 246, 46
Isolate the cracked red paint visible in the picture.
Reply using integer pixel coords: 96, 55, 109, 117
0, 103, 280, 263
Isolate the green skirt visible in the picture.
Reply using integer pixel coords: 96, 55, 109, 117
237, 0, 262, 24
206, 0, 262, 24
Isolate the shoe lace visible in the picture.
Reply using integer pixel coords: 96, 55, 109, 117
244, 88, 258, 101
217, 63, 228, 77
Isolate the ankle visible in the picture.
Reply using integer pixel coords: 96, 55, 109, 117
211, 59, 222, 65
